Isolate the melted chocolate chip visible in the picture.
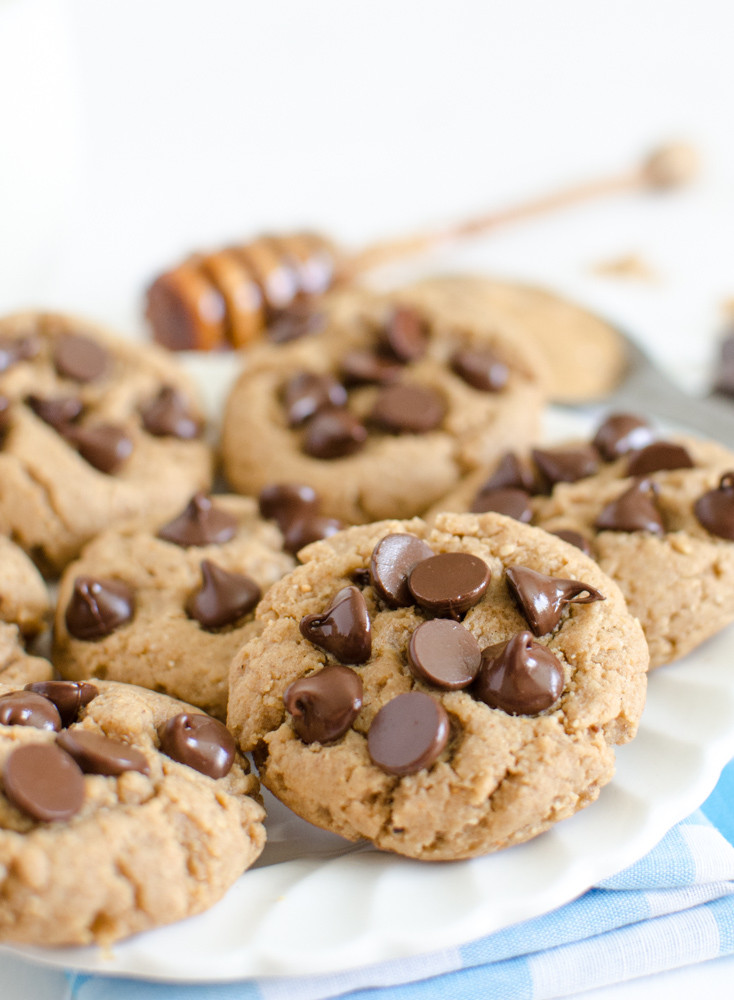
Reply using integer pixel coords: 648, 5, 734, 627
695, 473, 734, 540
451, 348, 509, 392
367, 691, 450, 776
351, 567, 372, 587
475, 631, 564, 715
284, 664, 363, 743
27, 395, 83, 430
299, 586, 372, 664
64, 424, 134, 474
532, 446, 600, 489
549, 529, 594, 556
185, 560, 261, 629
302, 409, 367, 459
595, 479, 665, 534
158, 494, 238, 547
0, 691, 62, 731
65, 576, 135, 640
283, 372, 348, 426
408, 619, 481, 689
281, 514, 342, 554
56, 730, 150, 776
626, 441, 694, 476
370, 383, 445, 434
593, 413, 655, 461
158, 713, 236, 778
141, 386, 201, 439
506, 565, 604, 636
53, 333, 109, 382
408, 552, 490, 617
3, 743, 85, 822
25, 681, 98, 727
370, 533, 434, 607
340, 350, 403, 385
479, 452, 536, 493
382, 307, 429, 363
470, 486, 533, 522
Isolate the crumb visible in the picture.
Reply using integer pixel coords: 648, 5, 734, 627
590, 254, 658, 282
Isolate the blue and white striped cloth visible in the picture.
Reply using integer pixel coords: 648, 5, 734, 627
28, 757, 730, 1000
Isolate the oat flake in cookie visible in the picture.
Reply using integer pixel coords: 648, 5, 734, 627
0, 679, 264, 946
221, 280, 546, 525
0, 312, 212, 574
227, 511, 647, 861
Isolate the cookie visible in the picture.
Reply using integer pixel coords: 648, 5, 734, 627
0, 536, 49, 638
227, 512, 647, 861
0, 678, 265, 946
0, 623, 53, 688
221, 280, 546, 525
53, 494, 296, 720
0, 312, 213, 574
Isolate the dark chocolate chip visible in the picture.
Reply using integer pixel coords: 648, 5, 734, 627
282, 372, 348, 426
451, 348, 509, 392
382, 306, 429, 363
25, 681, 98, 727
281, 514, 342, 554
369, 533, 434, 607
478, 452, 536, 493
694, 473, 734, 540
532, 445, 600, 489
158, 712, 236, 778
157, 493, 238, 547
0, 691, 62, 731
626, 441, 694, 476
549, 529, 594, 557
340, 349, 403, 385
63, 424, 133, 474
370, 383, 445, 434
408, 552, 490, 617
27, 395, 83, 430
53, 333, 109, 382
299, 586, 372, 664
470, 486, 533, 522
592, 413, 655, 461
367, 691, 450, 776
595, 479, 665, 534
65, 576, 135, 640
3, 743, 85, 822
407, 619, 481, 689
259, 482, 320, 529
141, 386, 201, 439
302, 408, 367, 459
185, 560, 261, 629
475, 631, 564, 715
56, 730, 150, 776
506, 565, 604, 636
284, 664, 363, 744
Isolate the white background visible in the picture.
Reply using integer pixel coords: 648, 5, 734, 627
2, 0, 734, 996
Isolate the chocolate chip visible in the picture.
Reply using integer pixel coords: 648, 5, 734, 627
267, 302, 325, 344
3, 743, 85, 822
475, 631, 564, 715
299, 586, 371, 664
63, 424, 133, 474
284, 664, 363, 744
369, 533, 435, 607
549, 529, 594, 556
185, 560, 261, 629
27, 395, 83, 430
53, 333, 109, 382
25, 681, 98, 727
56, 730, 150, 776
595, 479, 665, 534
340, 349, 403, 385
367, 691, 450, 776
408, 619, 481, 689
695, 473, 734, 540
370, 384, 445, 434
141, 386, 201, 439
626, 441, 694, 476
0, 395, 10, 435
0, 334, 39, 373
532, 445, 600, 489
470, 486, 533, 522
158, 712, 236, 778
259, 482, 319, 528
451, 348, 509, 392
282, 372, 348, 426
302, 408, 367, 459
65, 576, 135, 640
382, 307, 429, 363
351, 567, 372, 587
506, 565, 604, 636
158, 494, 238, 547
408, 552, 490, 617
478, 452, 536, 493
0, 691, 62, 731
282, 514, 342, 554
592, 413, 655, 461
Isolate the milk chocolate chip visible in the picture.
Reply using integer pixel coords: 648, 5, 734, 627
532, 445, 600, 488
370, 533, 434, 607
158, 713, 236, 778
64, 424, 134, 474
475, 631, 564, 715
0, 691, 62, 731
340, 349, 402, 385
370, 384, 445, 434
299, 586, 372, 664
65, 576, 135, 640
25, 681, 98, 727
3, 743, 85, 822
593, 413, 654, 461
302, 409, 368, 459
595, 479, 665, 534
141, 386, 201, 439
56, 730, 150, 776
695, 473, 734, 540
451, 348, 509, 392
27, 395, 83, 430
283, 372, 348, 426
408, 552, 490, 616
506, 565, 604, 636
158, 494, 237, 547
368, 691, 450, 776
259, 482, 319, 527
470, 486, 533, 522
282, 514, 342, 554
479, 452, 536, 493
382, 306, 428, 363
626, 441, 694, 476
408, 619, 481, 689
53, 333, 109, 382
284, 664, 363, 743
185, 560, 261, 629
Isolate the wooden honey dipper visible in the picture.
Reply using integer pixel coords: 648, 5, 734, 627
145, 142, 697, 353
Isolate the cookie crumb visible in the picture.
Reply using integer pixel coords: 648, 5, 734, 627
590, 254, 658, 282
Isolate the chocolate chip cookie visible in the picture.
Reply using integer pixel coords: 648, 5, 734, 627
0, 536, 49, 638
0, 312, 213, 574
221, 280, 546, 525
227, 511, 647, 861
53, 494, 296, 719
0, 678, 265, 946
0, 623, 53, 688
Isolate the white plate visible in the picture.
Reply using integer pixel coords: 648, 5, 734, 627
5, 401, 734, 982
